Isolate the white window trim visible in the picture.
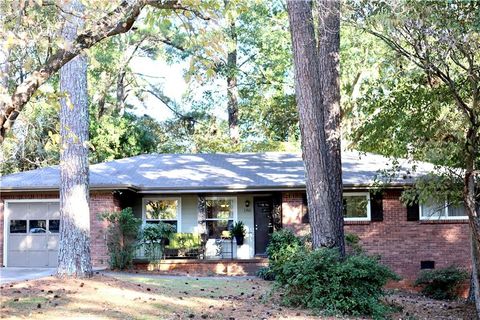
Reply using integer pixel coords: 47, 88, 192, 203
419, 201, 468, 220
204, 196, 238, 222
343, 192, 371, 222
142, 197, 182, 232
3, 199, 60, 268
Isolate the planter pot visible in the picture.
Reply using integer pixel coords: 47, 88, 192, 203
234, 235, 244, 246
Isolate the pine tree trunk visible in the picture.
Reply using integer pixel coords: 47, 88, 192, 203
287, 0, 345, 254
464, 124, 480, 317
225, 1, 240, 146
57, 0, 93, 277
316, 0, 344, 256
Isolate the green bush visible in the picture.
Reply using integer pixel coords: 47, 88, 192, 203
266, 229, 305, 273
345, 232, 363, 254
101, 208, 141, 270
414, 266, 468, 300
256, 266, 276, 281
276, 248, 399, 317
141, 222, 176, 262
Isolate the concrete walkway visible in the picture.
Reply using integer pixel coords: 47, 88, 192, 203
0, 268, 55, 284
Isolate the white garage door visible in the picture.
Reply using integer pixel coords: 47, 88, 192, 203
6, 201, 60, 267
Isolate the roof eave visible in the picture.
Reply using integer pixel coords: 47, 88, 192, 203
0, 184, 138, 193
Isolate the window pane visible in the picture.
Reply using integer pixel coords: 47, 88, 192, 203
206, 199, 234, 219
145, 200, 178, 220
30, 220, 47, 233
206, 220, 233, 238
343, 196, 368, 218
10, 220, 27, 233
49, 220, 60, 233
421, 202, 446, 218
448, 204, 466, 217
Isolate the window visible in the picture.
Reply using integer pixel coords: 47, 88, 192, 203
301, 192, 371, 223
343, 193, 371, 221
29, 220, 47, 233
49, 220, 60, 233
205, 197, 236, 238
144, 198, 181, 231
420, 201, 468, 220
10, 220, 27, 233
421, 260, 435, 270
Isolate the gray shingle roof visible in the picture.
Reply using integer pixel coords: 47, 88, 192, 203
0, 151, 436, 192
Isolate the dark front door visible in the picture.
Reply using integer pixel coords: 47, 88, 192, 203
254, 197, 273, 256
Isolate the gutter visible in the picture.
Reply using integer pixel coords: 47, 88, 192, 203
0, 182, 412, 194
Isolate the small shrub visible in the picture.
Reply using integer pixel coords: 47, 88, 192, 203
141, 222, 175, 262
256, 266, 275, 281
266, 229, 305, 273
101, 208, 141, 270
345, 232, 363, 254
276, 248, 399, 317
415, 266, 468, 300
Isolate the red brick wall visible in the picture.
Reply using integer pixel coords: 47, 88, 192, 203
281, 191, 471, 281
0, 191, 120, 268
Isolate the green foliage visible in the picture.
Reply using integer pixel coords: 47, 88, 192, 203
141, 222, 176, 262
256, 266, 275, 281
414, 266, 468, 300
101, 208, 141, 270
276, 248, 399, 317
265, 230, 398, 317
229, 221, 246, 238
167, 233, 202, 249
345, 232, 363, 254
89, 112, 164, 163
266, 229, 305, 273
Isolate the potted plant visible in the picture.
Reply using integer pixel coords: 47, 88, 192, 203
230, 221, 247, 246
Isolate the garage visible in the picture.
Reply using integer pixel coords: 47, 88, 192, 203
5, 200, 60, 267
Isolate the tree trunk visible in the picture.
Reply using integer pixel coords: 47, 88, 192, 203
287, 0, 345, 254
464, 124, 480, 316
57, 0, 93, 278
225, 1, 240, 146
0, 11, 10, 127
316, 0, 344, 256
116, 68, 126, 115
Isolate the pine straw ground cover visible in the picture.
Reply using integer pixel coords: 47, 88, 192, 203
0, 273, 475, 319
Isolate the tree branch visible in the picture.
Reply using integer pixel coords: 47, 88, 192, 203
0, 0, 204, 143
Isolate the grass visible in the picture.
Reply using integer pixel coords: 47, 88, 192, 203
0, 273, 474, 319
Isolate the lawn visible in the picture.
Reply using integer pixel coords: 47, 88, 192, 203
0, 273, 475, 319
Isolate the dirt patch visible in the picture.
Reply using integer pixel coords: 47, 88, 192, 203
386, 290, 475, 320
0, 274, 475, 319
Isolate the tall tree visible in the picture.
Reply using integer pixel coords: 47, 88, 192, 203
57, 0, 92, 277
348, 0, 480, 313
225, 0, 240, 145
0, 0, 209, 142
287, 0, 345, 254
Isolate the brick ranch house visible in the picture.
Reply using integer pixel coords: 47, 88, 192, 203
0, 151, 470, 280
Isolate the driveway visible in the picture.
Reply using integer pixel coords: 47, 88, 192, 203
0, 268, 55, 284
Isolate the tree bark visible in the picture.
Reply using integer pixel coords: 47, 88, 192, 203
316, 0, 344, 256
465, 128, 480, 316
287, 0, 345, 254
225, 2, 240, 145
57, 0, 92, 278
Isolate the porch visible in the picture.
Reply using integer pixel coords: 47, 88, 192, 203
130, 193, 283, 260
133, 258, 269, 276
